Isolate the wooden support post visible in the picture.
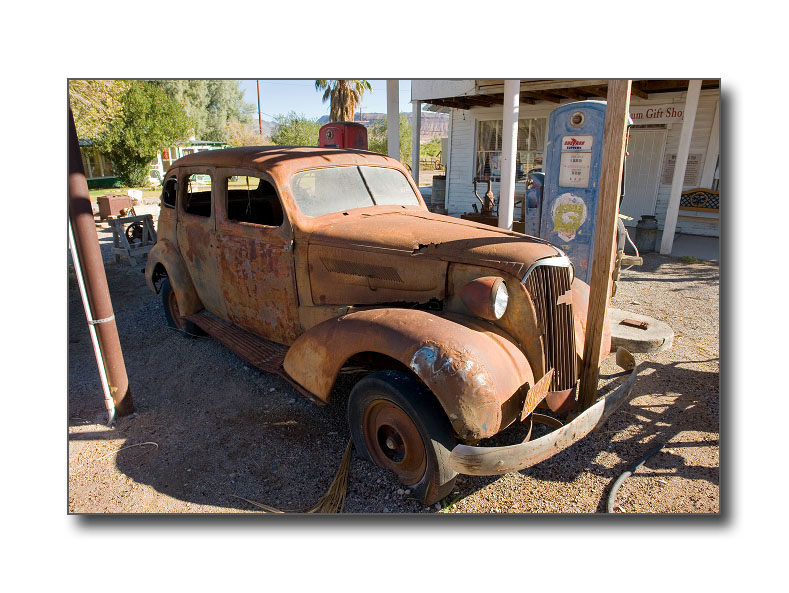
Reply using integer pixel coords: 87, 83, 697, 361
498, 79, 520, 230
577, 80, 632, 412
386, 80, 400, 160
660, 79, 702, 255
411, 100, 421, 186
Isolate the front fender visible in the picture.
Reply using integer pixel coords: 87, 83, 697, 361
144, 239, 203, 317
282, 308, 535, 440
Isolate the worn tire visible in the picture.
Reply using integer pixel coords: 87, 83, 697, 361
161, 277, 202, 337
348, 370, 458, 506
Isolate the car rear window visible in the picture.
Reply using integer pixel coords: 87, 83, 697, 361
290, 166, 420, 217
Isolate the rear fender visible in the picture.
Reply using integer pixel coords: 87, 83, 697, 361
144, 239, 203, 317
282, 308, 535, 440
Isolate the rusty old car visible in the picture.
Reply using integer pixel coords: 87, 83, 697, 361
144, 146, 636, 505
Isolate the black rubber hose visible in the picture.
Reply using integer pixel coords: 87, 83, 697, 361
606, 442, 665, 513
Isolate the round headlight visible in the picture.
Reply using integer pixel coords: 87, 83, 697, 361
492, 280, 509, 319
459, 276, 509, 321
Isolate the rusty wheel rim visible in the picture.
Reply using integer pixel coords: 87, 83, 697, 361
362, 400, 426, 485
168, 290, 186, 331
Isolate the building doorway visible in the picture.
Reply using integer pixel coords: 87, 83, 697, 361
621, 127, 666, 227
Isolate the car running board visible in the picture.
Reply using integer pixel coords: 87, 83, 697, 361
185, 310, 288, 373
184, 310, 325, 405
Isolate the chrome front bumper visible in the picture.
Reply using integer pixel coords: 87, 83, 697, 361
449, 354, 639, 476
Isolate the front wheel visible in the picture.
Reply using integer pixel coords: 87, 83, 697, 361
348, 370, 457, 506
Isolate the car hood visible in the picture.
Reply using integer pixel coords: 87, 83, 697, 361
306, 209, 561, 279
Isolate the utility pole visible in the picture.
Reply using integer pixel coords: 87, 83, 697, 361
257, 80, 263, 141
577, 80, 632, 412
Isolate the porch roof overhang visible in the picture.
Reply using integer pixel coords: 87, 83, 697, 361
419, 79, 720, 111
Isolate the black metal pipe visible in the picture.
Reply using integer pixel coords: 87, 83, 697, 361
606, 441, 664, 513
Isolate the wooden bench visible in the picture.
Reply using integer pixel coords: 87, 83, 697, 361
678, 188, 719, 221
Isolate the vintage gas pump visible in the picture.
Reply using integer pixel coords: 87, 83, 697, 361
522, 170, 545, 236
318, 121, 368, 150
541, 102, 614, 283
540, 101, 640, 288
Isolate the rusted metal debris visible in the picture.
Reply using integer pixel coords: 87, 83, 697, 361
473, 178, 496, 215
620, 318, 649, 330
143, 146, 636, 504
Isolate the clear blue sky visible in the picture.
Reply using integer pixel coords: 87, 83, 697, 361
238, 79, 412, 120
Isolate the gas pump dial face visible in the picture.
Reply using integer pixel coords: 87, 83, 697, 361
559, 152, 592, 187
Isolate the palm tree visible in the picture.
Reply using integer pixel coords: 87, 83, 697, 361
315, 80, 372, 122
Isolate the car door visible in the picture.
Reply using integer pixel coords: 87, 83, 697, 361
175, 166, 228, 318
214, 168, 301, 345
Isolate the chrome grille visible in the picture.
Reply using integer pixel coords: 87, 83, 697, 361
523, 262, 577, 391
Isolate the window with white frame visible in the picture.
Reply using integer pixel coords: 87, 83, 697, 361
475, 118, 546, 181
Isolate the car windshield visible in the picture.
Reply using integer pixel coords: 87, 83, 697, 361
290, 166, 420, 217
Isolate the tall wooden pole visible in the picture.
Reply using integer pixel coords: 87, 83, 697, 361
257, 80, 263, 141
577, 80, 632, 411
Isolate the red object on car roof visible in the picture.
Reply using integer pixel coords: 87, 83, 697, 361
318, 122, 368, 150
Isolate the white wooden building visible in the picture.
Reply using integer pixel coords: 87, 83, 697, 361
409, 80, 720, 243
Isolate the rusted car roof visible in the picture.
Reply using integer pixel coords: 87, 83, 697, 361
170, 146, 402, 176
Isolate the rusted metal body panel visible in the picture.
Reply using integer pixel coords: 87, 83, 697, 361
144, 239, 202, 316
306, 208, 560, 278
174, 167, 228, 319
309, 244, 446, 306
521, 369, 553, 422
214, 168, 301, 345
215, 229, 300, 344
283, 308, 535, 441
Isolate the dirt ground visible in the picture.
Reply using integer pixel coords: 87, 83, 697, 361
67, 220, 719, 514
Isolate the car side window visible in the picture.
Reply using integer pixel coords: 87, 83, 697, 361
162, 176, 177, 209
226, 175, 284, 227
184, 173, 212, 217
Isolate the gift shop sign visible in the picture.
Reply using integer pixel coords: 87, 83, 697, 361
629, 104, 685, 124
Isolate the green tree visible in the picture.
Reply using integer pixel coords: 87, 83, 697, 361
156, 80, 253, 142
367, 114, 412, 166
270, 112, 321, 146
226, 117, 269, 147
421, 137, 442, 158
97, 82, 191, 186
315, 80, 372, 122
68, 80, 130, 139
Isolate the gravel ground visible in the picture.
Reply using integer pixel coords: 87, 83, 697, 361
68, 219, 719, 514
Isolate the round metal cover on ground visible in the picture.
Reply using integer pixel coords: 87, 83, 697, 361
608, 308, 674, 354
